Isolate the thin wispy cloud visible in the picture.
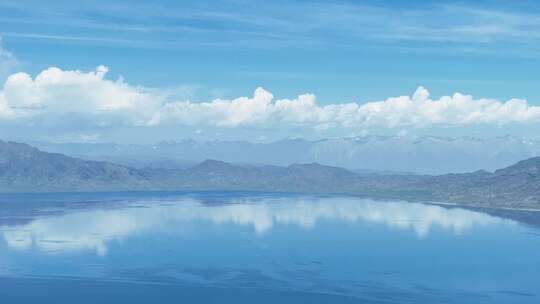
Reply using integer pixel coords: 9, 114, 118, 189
2, 33, 140, 45
0, 38, 18, 81
1, 1, 539, 54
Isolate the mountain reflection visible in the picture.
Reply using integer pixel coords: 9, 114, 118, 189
1, 196, 508, 255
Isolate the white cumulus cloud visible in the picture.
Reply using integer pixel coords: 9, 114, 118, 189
0, 65, 160, 125
154, 86, 540, 128
1, 65, 539, 130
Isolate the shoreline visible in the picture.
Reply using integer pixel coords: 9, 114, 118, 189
424, 201, 540, 213
0, 189, 539, 213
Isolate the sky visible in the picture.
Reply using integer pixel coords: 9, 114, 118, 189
0, 0, 539, 143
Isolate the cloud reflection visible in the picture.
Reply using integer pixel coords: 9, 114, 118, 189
1, 197, 508, 255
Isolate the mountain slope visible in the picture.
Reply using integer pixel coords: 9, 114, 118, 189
0, 141, 152, 192
1, 141, 540, 210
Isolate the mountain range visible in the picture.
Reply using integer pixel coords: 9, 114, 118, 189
30, 135, 540, 174
1, 140, 539, 211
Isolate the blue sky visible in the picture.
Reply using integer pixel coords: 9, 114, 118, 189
0, 0, 539, 143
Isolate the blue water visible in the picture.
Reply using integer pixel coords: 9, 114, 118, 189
0, 191, 539, 303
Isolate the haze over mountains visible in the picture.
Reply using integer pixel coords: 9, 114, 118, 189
1, 140, 540, 210
30, 135, 540, 174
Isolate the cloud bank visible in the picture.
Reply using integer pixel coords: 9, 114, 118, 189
1, 65, 539, 130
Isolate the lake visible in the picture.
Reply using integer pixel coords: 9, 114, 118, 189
0, 191, 539, 303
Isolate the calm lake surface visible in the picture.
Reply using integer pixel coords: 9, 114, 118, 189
0, 191, 539, 303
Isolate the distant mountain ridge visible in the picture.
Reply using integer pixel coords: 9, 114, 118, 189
30, 135, 540, 174
1, 140, 540, 210
0, 141, 152, 192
